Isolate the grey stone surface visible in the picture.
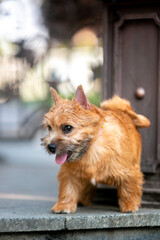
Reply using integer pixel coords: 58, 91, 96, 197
0, 199, 65, 232
65, 207, 160, 230
1, 198, 160, 233
0, 164, 160, 234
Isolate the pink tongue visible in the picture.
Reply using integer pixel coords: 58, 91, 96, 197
55, 153, 67, 165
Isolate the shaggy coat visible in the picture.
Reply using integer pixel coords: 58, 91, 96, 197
42, 86, 150, 213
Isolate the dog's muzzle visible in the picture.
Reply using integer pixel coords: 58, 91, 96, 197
48, 144, 56, 154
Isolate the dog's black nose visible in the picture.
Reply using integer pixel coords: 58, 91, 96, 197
48, 144, 56, 154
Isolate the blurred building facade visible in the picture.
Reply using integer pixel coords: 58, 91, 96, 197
0, 0, 103, 165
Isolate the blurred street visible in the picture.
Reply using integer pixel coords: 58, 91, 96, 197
0, 164, 59, 200
0, 130, 55, 166
0, 128, 60, 207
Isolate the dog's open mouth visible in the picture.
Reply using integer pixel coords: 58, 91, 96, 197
55, 151, 72, 165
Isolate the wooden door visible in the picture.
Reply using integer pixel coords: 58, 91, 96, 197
103, 5, 160, 181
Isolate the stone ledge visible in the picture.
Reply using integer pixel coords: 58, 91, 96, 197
1, 199, 160, 233
65, 208, 160, 230
1, 164, 160, 238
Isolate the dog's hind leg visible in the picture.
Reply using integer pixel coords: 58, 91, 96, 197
116, 169, 143, 213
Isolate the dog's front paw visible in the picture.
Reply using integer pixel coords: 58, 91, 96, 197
51, 202, 77, 214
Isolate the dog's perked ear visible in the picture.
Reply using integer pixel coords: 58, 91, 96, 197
73, 85, 91, 110
50, 87, 62, 105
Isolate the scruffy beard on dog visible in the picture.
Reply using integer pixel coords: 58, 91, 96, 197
41, 85, 150, 213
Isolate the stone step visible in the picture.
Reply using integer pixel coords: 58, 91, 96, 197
1, 198, 160, 240
1, 164, 160, 239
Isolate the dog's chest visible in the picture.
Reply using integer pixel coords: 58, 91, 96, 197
91, 177, 96, 186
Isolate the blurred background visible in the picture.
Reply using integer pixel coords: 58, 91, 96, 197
0, 0, 103, 168
1, 0, 160, 209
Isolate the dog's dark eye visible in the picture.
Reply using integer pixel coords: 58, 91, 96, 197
48, 126, 51, 131
62, 125, 73, 134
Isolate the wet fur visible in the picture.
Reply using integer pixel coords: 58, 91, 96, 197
42, 86, 150, 213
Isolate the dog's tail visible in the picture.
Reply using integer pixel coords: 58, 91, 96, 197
100, 95, 150, 128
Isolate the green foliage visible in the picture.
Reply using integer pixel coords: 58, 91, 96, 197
87, 91, 101, 107
22, 90, 101, 109
59, 92, 75, 101
59, 90, 101, 107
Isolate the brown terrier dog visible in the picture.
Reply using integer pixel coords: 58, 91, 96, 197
42, 85, 150, 213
